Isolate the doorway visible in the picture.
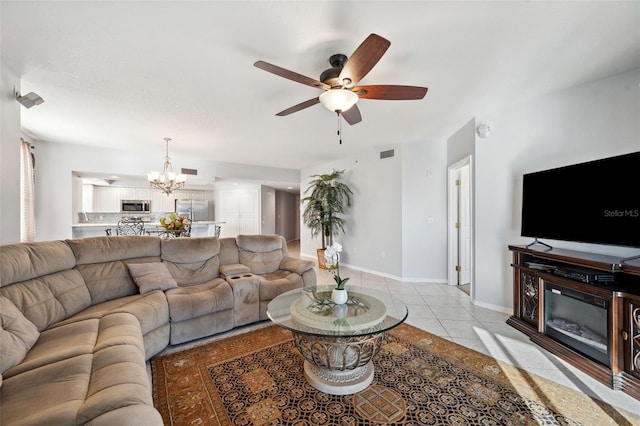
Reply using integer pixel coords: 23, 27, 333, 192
447, 156, 473, 295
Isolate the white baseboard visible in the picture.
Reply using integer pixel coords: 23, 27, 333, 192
472, 299, 511, 315
301, 251, 447, 284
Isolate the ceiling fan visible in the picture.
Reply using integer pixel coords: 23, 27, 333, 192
254, 33, 428, 126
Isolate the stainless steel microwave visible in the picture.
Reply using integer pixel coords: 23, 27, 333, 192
121, 200, 151, 214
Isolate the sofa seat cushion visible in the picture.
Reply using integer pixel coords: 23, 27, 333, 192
279, 256, 315, 275
4, 318, 99, 379
0, 312, 154, 425
3, 312, 144, 379
51, 291, 169, 336
78, 341, 153, 424
165, 279, 232, 322
82, 404, 163, 426
1, 354, 93, 425
257, 270, 303, 301
0, 296, 40, 374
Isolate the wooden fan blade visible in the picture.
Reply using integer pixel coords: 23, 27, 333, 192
254, 61, 330, 90
276, 97, 320, 116
341, 104, 362, 125
353, 85, 428, 100
338, 34, 390, 87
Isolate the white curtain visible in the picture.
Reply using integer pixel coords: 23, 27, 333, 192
20, 139, 36, 242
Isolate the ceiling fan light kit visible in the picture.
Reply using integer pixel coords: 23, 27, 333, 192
319, 89, 358, 113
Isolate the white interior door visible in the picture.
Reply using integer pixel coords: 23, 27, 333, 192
448, 156, 473, 291
220, 189, 259, 237
459, 164, 471, 285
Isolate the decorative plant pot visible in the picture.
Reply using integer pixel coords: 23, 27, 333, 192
331, 288, 348, 305
317, 248, 328, 269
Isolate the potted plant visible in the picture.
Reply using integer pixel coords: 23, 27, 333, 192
301, 169, 353, 268
324, 242, 349, 304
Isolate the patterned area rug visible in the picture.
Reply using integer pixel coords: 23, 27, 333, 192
151, 323, 639, 425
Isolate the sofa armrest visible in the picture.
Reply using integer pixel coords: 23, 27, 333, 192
219, 263, 251, 278
279, 257, 315, 275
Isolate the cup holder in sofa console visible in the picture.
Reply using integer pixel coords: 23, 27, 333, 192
225, 273, 259, 327
230, 274, 254, 279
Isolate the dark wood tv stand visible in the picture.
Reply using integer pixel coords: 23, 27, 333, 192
508, 245, 640, 400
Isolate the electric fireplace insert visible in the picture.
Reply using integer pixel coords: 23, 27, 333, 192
544, 281, 610, 367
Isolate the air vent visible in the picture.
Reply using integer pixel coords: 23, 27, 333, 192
181, 168, 198, 176
380, 149, 395, 159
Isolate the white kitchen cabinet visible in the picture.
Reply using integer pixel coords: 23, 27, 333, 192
120, 187, 135, 200
151, 189, 175, 213
174, 189, 204, 201
174, 190, 190, 200
81, 184, 94, 213
135, 188, 151, 200
190, 190, 205, 201
94, 187, 121, 212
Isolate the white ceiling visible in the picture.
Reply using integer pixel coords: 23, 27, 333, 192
4, 1, 640, 174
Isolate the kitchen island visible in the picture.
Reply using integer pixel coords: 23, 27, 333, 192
72, 221, 225, 239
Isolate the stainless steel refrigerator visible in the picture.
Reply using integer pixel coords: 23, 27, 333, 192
175, 200, 210, 222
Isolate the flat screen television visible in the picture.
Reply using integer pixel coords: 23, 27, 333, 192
521, 151, 640, 248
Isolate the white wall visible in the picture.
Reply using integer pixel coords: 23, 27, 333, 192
301, 149, 401, 276
447, 118, 476, 166
0, 60, 21, 244
401, 140, 448, 281
300, 143, 449, 280
474, 68, 640, 311
260, 185, 276, 235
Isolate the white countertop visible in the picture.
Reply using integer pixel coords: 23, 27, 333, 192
72, 221, 225, 228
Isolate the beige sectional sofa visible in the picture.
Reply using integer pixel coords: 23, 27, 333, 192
0, 234, 316, 425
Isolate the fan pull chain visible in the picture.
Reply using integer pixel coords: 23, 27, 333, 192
337, 112, 342, 144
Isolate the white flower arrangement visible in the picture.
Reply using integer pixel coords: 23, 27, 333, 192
324, 242, 350, 290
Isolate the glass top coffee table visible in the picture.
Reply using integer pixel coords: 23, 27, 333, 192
267, 285, 408, 395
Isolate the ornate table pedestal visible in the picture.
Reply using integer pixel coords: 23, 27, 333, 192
266, 286, 408, 396
292, 331, 385, 395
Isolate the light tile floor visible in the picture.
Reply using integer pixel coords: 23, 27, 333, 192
309, 259, 640, 416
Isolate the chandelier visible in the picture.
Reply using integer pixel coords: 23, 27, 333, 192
147, 137, 186, 195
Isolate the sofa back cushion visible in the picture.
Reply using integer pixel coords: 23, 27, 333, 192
0, 296, 40, 374
218, 237, 240, 265
0, 241, 91, 331
161, 237, 220, 285
0, 240, 76, 286
236, 234, 286, 275
66, 236, 161, 304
